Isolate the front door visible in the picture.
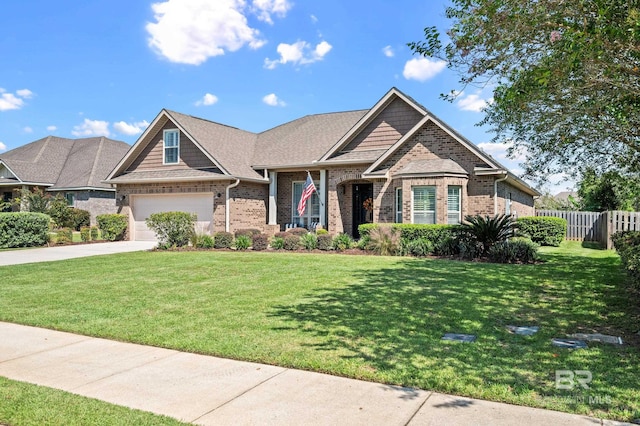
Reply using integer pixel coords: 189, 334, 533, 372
352, 183, 373, 238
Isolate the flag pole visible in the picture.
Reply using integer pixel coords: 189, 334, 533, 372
306, 170, 324, 207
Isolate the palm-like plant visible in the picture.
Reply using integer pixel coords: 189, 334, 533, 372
461, 214, 515, 255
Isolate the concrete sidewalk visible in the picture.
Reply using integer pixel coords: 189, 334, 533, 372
0, 322, 630, 425
0, 241, 157, 266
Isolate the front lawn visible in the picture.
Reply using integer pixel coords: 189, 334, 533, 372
0, 242, 638, 421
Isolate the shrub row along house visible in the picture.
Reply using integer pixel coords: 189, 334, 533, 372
105, 87, 539, 241
0, 136, 130, 224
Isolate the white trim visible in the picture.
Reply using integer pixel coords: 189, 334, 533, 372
0, 161, 19, 181
395, 187, 403, 223
268, 171, 278, 225
291, 180, 320, 227
411, 185, 436, 225
319, 170, 327, 228
162, 129, 180, 165
47, 187, 116, 192
447, 185, 462, 224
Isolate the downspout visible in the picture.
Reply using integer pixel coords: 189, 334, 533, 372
225, 178, 240, 232
494, 171, 508, 215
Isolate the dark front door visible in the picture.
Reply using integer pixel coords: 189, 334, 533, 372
352, 183, 373, 238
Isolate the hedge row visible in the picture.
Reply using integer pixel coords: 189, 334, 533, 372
358, 223, 459, 247
516, 216, 566, 246
611, 231, 640, 289
0, 212, 50, 248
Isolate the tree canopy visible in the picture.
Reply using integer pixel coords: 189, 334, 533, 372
577, 168, 640, 211
409, 0, 640, 180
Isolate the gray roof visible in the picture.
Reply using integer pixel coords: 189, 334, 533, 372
165, 110, 262, 180
393, 159, 469, 177
0, 136, 130, 190
253, 110, 368, 167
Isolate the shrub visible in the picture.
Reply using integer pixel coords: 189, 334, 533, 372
271, 236, 285, 250
283, 234, 300, 250
358, 223, 459, 249
90, 226, 100, 240
461, 214, 515, 256
18, 187, 51, 213
300, 233, 318, 250
146, 211, 195, 248
317, 234, 334, 251
368, 226, 400, 256
316, 228, 328, 235
96, 214, 128, 241
332, 233, 354, 251
252, 234, 269, 251
488, 237, 539, 264
612, 231, 640, 288
403, 237, 434, 257
287, 227, 309, 236
0, 212, 50, 248
357, 223, 378, 238
47, 196, 72, 228
193, 234, 215, 249
68, 208, 90, 231
356, 235, 371, 250
55, 228, 73, 245
213, 232, 234, 249
517, 216, 566, 246
274, 231, 289, 239
235, 229, 261, 238
433, 235, 459, 256
80, 226, 91, 242
234, 234, 252, 250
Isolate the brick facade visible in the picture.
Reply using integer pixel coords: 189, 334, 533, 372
70, 190, 118, 225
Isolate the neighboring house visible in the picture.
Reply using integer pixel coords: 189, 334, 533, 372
106, 87, 539, 241
0, 136, 131, 224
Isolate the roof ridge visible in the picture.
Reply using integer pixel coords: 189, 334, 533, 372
258, 109, 369, 135
164, 109, 255, 135
88, 137, 105, 187
32, 135, 52, 164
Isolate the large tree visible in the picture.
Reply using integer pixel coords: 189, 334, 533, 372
409, 0, 640, 180
577, 168, 640, 211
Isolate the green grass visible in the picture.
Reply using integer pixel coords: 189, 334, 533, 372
0, 377, 187, 426
0, 241, 638, 421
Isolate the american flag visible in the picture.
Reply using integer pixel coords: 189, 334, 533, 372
297, 173, 317, 217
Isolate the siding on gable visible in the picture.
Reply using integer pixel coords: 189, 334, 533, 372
127, 121, 218, 172
337, 97, 423, 154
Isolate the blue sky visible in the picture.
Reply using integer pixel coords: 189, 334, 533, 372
0, 0, 572, 193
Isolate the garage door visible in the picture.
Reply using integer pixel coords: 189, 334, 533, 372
131, 193, 214, 241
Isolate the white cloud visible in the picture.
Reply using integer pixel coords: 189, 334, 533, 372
402, 57, 446, 82
195, 93, 219, 106
310, 14, 318, 23
382, 45, 394, 57
0, 142, 6, 152
264, 40, 332, 69
72, 119, 111, 137
262, 93, 286, 107
23, 126, 33, 133
456, 92, 492, 112
252, 0, 292, 24
478, 140, 527, 162
16, 89, 33, 99
146, 0, 268, 66
113, 120, 150, 136
47, 125, 57, 132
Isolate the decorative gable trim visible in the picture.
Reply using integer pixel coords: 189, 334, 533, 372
318, 87, 427, 162
106, 110, 230, 181
0, 160, 20, 181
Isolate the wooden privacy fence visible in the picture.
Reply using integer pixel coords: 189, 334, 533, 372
536, 210, 640, 249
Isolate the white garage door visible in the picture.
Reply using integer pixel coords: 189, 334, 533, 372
131, 193, 214, 241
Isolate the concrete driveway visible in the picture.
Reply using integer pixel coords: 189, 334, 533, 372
0, 241, 157, 266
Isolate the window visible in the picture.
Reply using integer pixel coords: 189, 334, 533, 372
395, 187, 403, 223
163, 129, 179, 164
447, 186, 461, 224
412, 186, 436, 224
505, 192, 512, 215
292, 181, 320, 227
65, 193, 75, 206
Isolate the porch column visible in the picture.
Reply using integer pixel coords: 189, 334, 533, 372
268, 171, 278, 225
320, 169, 327, 228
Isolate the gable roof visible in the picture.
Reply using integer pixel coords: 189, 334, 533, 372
0, 136, 130, 190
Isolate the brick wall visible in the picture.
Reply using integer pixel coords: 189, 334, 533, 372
229, 182, 268, 232
276, 171, 321, 230
72, 190, 118, 225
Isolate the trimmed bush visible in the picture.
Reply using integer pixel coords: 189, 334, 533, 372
612, 231, 640, 288
317, 234, 333, 251
300, 233, 318, 250
235, 229, 261, 238
283, 234, 300, 250
402, 237, 434, 257
55, 228, 73, 245
0, 212, 50, 248
80, 226, 91, 242
488, 237, 539, 264
90, 226, 100, 240
287, 227, 309, 236
68, 208, 90, 231
96, 214, 128, 241
517, 216, 566, 246
146, 211, 195, 247
332, 233, 354, 251
47, 197, 72, 228
358, 223, 459, 249
234, 234, 252, 250
252, 234, 269, 251
214, 232, 234, 249
316, 228, 329, 235
271, 236, 285, 250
